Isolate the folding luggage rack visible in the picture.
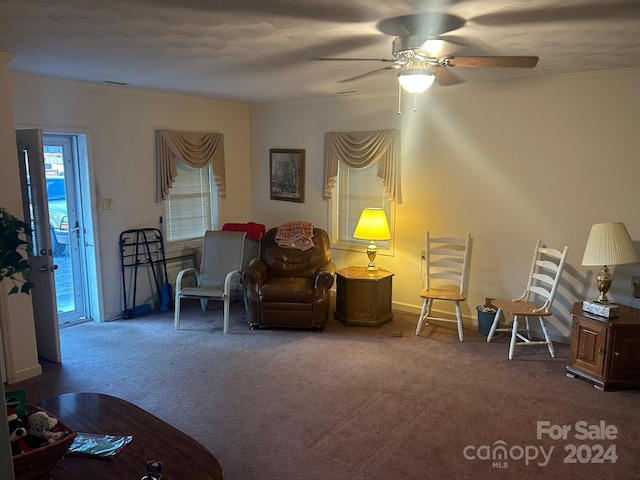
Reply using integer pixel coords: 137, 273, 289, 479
119, 228, 170, 318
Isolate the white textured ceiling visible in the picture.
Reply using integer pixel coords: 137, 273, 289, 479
1, 0, 639, 103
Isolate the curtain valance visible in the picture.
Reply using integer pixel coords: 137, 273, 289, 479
155, 129, 226, 202
323, 129, 402, 204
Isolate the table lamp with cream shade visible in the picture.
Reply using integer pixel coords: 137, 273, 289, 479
581, 222, 640, 304
353, 208, 391, 274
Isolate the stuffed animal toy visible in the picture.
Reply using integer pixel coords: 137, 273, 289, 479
27, 410, 66, 444
7, 408, 32, 455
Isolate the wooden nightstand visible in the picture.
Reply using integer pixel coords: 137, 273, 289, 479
334, 266, 393, 326
566, 301, 640, 391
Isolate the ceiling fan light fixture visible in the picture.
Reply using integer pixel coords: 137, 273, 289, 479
397, 69, 435, 93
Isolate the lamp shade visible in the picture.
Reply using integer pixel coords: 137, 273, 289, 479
397, 69, 435, 94
581, 222, 640, 266
353, 208, 391, 241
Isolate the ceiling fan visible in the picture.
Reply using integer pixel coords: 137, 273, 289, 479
313, 13, 539, 93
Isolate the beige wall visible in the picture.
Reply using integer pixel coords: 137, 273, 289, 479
0, 55, 41, 384
2, 66, 638, 476
250, 68, 640, 342
10, 73, 252, 322
3, 66, 640, 381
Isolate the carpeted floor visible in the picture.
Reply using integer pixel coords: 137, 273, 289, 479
10, 301, 640, 480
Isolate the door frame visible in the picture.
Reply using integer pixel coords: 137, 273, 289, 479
43, 133, 85, 323
17, 125, 105, 324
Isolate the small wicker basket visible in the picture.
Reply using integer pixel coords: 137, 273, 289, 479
12, 405, 77, 480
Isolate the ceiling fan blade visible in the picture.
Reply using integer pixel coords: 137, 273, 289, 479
338, 66, 397, 83
432, 66, 463, 86
471, 1, 640, 26
312, 57, 396, 63
440, 56, 539, 68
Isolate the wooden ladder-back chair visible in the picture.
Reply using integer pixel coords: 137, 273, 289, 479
487, 239, 569, 359
174, 230, 246, 333
416, 232, 472, 341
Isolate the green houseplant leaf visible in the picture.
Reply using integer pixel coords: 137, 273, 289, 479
0, 207, 33, 295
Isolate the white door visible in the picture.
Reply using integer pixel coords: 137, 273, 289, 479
15, 129, 62, 363
43, 134, 86, 324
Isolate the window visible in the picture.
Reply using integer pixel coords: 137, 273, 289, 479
333, 161, 394, 253
164, 160, 218, 243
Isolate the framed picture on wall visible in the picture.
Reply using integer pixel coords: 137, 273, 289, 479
269, 148, 305, 202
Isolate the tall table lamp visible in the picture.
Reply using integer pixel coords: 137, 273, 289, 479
353, 208, 391, 274
581, 222, 639, 305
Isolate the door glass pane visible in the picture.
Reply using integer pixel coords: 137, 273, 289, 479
44, 133, 87, 325
43, 145, 74, 314
20, 150, 47, 255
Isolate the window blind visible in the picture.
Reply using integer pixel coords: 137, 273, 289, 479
337, 161, 391, 249
164, 161, 214, 242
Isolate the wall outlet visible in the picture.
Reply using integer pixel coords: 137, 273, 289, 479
102, 198, 114, 210
631, 275, 640, 287
420, 250, 425, 259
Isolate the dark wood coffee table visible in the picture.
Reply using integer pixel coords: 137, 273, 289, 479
38, 392, 224, 480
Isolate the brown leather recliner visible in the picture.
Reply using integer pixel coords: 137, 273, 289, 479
242, 227, 336, 331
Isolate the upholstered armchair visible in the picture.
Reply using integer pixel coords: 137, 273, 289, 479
242, 226, 336, 331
